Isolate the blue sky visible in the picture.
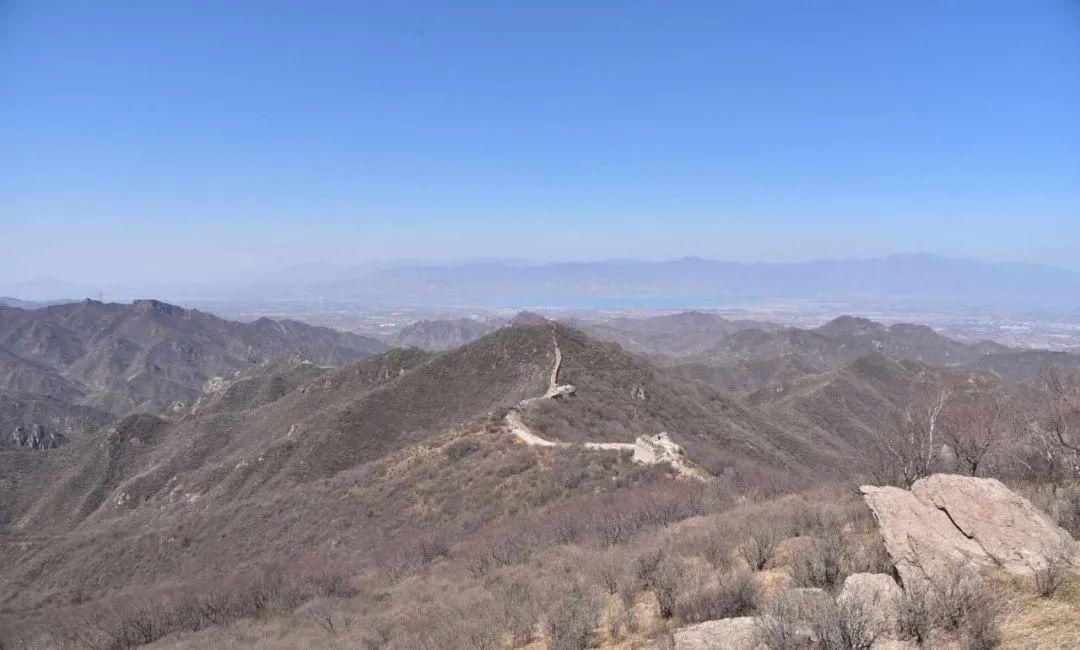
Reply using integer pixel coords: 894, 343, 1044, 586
2, 0, 1078, 284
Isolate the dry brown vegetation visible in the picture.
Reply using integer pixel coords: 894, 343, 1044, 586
4, 318, 1080, 649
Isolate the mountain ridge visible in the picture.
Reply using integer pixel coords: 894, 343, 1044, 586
0, 299, 387, 448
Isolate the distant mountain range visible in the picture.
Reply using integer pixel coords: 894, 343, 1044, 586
0, 297, 74, 310
258, 254, 1080, 311
0, 299, 386, 447
5, 254, 1080, 313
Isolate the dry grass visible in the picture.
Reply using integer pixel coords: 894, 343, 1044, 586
1000, 569, 1080, 649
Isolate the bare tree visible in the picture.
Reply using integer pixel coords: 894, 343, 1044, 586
1037, 365, 1080, 480
869, 379, 952, 487
941, 391, 1009, 477
737, 519, 783, 571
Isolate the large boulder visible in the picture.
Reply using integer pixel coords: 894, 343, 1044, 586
860, 483, 990, 584
668, 616, 761, 649
911, 474, 1075, 575
861, 474, 1076, 584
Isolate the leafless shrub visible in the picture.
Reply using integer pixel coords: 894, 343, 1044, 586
931, 562, 990, 632
543, 585, 600, 650
489, 579, 536, 646
649, 556, 687, 619
633, 545, 665, 584
790, 534, 844, 591
308, 604, 353, 635
379, 532, 451, 579
592, 511, 632, 546
737, 519, 782, 571
488, 532, 532, 567
445, 439, 480, 462
1053, 484, 1080, 537
755, 589, 810, 650
440, 602, 504, 650
757, 584, 884, 650
804, 595, 878, 650
963, 601, 1002, 650
361, 617, 394, 650
463, 549, 493, 579
550, 509, 584, 545
309, 571, 357, 598
675, 523, 732, 569
1030, 544, 1070, 598
897, 579, 934, 644
608, 557, 645, 634
32, 566, 356, 650
590, 551, 626, 595
674, 569, 760, 623
897, 564, 1001, 647
416, 533, 451, 564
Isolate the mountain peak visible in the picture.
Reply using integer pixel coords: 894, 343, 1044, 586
818, 315, 883, 336
131, 298, 185, 316
510, 311, 549, 325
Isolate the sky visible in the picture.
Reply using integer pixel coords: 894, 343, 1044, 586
2, 0, 1079, 288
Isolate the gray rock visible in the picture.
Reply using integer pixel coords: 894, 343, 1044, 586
11, 423, 65, 450
861, 474, 1076, 584
838, 573, 902, 638
670, 616, 762, 650
911, 474, 1076, 575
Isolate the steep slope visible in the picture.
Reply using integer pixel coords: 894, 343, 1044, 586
0, 346, 84, 403
0, 300, 387, 416
747, 352, 925, 448
0, 391, 112, 450
748, 351, 1014, 457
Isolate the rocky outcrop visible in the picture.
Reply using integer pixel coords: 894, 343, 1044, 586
657, 579, 906, 650
911, 474, 1075, 575
632, 432, 686, 464
655, 616, 761, 650
861, 474, 1076, 585
11, 423, 65, 450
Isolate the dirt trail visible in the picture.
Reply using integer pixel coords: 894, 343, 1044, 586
504, 330, 705, 479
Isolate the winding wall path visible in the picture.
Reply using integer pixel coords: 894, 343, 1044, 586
504, 330, 704, 479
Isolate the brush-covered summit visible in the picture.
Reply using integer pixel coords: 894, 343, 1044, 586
0, 299, 387, 418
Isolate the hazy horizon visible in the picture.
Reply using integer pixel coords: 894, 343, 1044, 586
4, 254, 1080, 319
5, 251, 1080, 301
